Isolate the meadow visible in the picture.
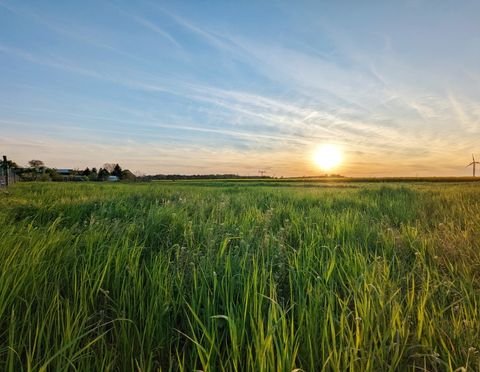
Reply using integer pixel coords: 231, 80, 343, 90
0, 181, 479, 371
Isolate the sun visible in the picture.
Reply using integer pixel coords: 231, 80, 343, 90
313, 144, 343, 171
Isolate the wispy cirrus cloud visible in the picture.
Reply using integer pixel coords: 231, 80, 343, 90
130, 15, 182, 49
1, 1, 479, 175
0, 0, 147, 63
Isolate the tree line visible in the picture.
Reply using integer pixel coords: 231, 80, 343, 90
140, 173, 272, 181
0, 159, 136, 182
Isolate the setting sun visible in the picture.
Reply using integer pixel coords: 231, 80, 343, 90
313, 144, 343, 171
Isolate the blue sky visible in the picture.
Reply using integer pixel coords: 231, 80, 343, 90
1, 0, 479, 176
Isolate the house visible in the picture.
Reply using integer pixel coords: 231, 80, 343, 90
107, 175, 119, 182
56, 169, 73, 176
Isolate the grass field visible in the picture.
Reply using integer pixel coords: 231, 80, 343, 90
0, 181, 479, 371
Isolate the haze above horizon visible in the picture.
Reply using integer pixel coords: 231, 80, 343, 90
1, 0, 479, 176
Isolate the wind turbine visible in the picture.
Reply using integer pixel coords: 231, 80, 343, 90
466, 154, 480, 177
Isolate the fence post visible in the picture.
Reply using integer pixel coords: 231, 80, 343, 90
2, 155, 8, 187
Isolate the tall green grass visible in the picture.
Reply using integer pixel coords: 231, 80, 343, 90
0, 182, 479, 371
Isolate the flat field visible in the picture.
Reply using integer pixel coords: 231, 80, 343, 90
0, 181, 479, 371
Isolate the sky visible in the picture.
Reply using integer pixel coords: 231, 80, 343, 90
1, 0, 479, 176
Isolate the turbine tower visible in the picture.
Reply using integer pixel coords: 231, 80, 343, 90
466, 154, 480, 177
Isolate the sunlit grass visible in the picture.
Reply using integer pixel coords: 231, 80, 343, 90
0, 181, 479, 371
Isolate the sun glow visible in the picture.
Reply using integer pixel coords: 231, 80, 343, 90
313, 144, 343, 171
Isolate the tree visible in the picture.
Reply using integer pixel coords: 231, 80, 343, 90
89, 168, 98, 181
112, 164, 123, 179
28, 160, 45, 169
46, 168, 62, 182
121, 169, 136, 181
0, 159, 19, 169
83, 167, 91, 176
98, 168, 110, 181
26, 160, 45, 181
103, 163, 116, 173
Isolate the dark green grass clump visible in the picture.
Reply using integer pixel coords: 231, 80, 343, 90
0, 182, 479, 371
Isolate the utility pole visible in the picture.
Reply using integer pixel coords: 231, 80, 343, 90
2, 155, 8, 187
